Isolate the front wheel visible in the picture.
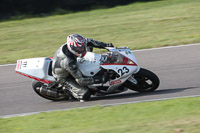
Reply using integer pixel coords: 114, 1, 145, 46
125, 68, 160, 92
32, 80, 69, 101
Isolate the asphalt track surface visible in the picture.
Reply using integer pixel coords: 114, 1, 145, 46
0, 44, 200, 117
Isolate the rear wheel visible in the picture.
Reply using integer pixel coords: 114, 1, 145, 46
32, 80, 69, 101
125, 68, 160, 92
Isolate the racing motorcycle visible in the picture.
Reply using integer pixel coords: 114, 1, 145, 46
15, 47, 160, 101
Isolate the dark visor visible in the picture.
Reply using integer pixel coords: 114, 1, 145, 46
71, 45, 86, 53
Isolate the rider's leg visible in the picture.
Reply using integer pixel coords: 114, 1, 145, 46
64, 79, 91, 102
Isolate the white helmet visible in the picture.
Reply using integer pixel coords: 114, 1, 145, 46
67, 34, 87, 57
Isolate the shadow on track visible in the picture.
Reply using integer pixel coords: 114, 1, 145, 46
50, 86, 198, 103
89, 86, 198, 101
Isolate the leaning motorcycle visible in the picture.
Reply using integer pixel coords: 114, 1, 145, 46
15, 47, 160, 101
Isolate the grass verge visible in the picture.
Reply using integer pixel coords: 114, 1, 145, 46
0, 0, 200, 64
0, 97, 200, 133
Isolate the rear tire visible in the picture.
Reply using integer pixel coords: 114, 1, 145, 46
32, 80, 69, 101
125, 68, 160, 92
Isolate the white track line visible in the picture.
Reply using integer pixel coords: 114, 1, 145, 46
134, 43, 200, 52
0, 63, 16, 67
1, 95, 200, 118
1, 43, 200, 67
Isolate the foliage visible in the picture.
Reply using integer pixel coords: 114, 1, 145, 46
0, 0, 152, 20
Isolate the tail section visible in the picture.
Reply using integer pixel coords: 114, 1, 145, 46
15, 57, 55, 84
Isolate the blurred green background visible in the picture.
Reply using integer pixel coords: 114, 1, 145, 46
0, 0, 200, 64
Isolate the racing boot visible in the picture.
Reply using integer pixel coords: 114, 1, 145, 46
64, 79, 91, 102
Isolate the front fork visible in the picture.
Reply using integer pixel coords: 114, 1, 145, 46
127, 65, 140, 85
127, 75, 138, 85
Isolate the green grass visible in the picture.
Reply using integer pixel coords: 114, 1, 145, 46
0, 97, 200, 133
0, 0, 200, 64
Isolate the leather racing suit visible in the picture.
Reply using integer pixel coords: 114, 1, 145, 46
52, 38, 113, 100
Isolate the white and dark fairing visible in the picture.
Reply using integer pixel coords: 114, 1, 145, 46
77, 47, 140, 93
15, 47, 140, 93
101, 47, 139, 76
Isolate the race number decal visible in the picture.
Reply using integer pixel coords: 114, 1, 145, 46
118, 67, 129, 76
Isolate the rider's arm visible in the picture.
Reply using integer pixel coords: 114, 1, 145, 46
61, 57, 94, 86
86, 38, 114, 49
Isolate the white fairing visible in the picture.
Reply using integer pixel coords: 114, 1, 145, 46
101, 47, 140, 78
15, 47, 140, 94
106, 47, 138, 65
15, 57, 55, 82
76, 52, 101, 76
79, 47, 140, 93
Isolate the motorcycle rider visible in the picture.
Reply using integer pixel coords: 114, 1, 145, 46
52, 34, 114, 102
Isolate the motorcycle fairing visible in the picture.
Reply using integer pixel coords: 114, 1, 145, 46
101, 48, 140, 78
93, 47, 140, 93
105, 47, 139, 65
16, 71, 53, 84
15, 57, 55, 83
76, 52, 101, 77
88, 76, 131, 93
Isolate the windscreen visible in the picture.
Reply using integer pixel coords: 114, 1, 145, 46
102, 51, 136, 65
103, 52, 124, 64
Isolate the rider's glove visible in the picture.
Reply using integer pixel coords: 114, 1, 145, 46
87, 46, 93, 52
107, 43, 114, 47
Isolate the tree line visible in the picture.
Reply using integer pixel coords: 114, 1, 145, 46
0, 0, 155, 20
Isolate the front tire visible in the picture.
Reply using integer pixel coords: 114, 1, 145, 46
125, 68, 160, 92
32, 80, 69, 101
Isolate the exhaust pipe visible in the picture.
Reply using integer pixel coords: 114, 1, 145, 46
39, 86, 59, 98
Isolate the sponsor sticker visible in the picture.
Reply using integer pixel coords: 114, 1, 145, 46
16, 60, 21, 70
110, 79, 122, 85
